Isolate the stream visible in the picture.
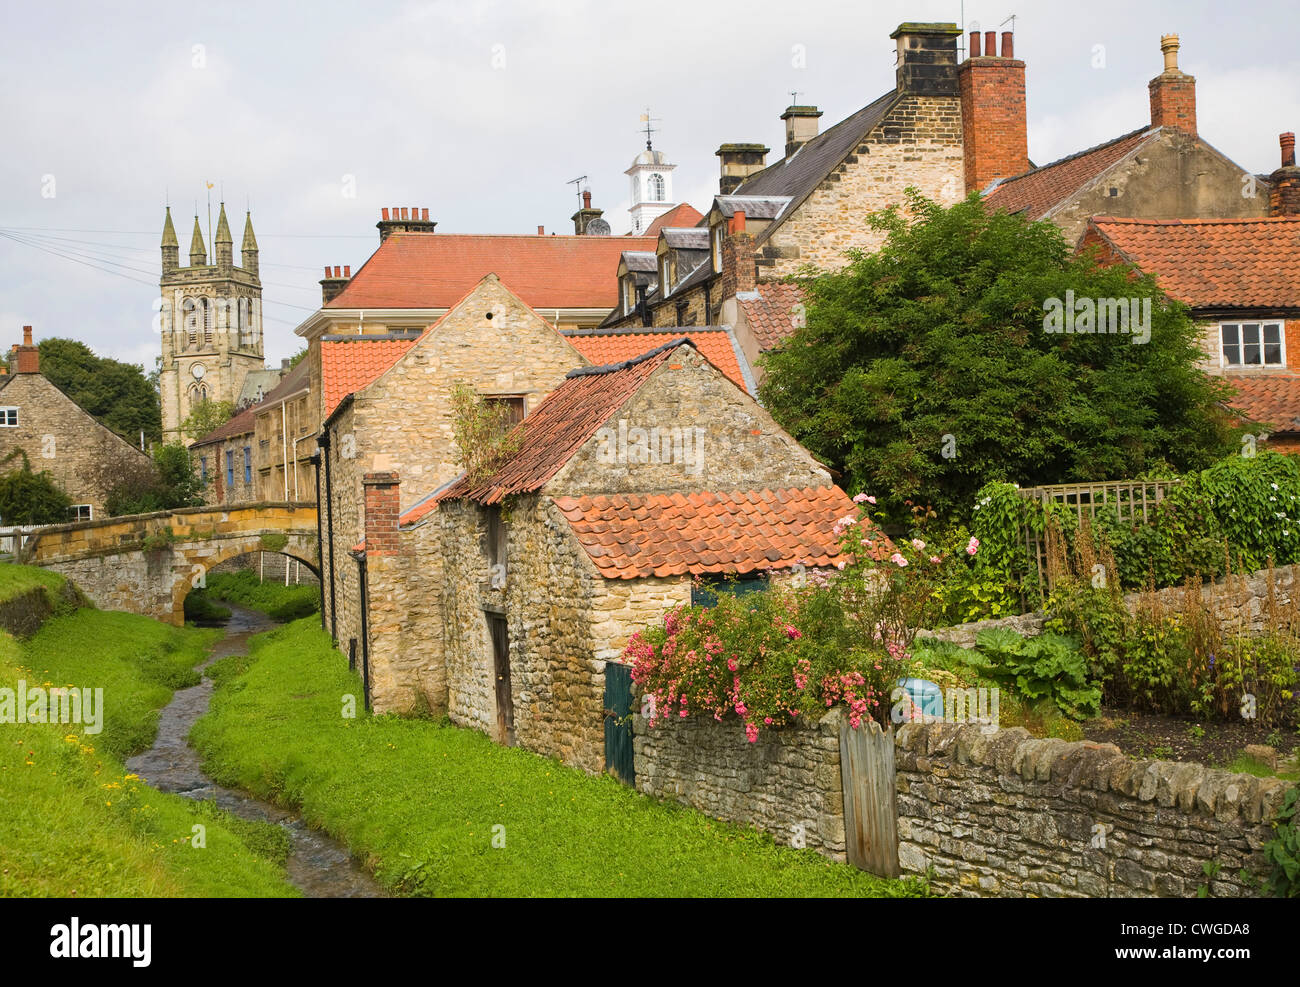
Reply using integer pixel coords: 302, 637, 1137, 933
125, 603, 386, 898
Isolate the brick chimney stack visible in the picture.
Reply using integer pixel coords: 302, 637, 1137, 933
571, 188, 606, 234
1148, 34, 1197, 136
719, 213, 756, 298
320, 265, 352, 305
716, 143, 770, 194
1269, 132, 1300, 217
362, 472, 402, 556
958, 28, 1029, 194
376, 206, 437, 242
15, 326, 39, 374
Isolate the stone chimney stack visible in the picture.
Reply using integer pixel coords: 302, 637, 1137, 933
320, 265, 352, 305
571, 188, 606, 234
890, 22, 962, 97
1269, 132, 1300, 217
716, 143, 770, 194
1148, 33, 1197, 136
780, 105, 823, 158
15, 326, 39, 374
958, 28, 1029, 193
376, 206, 437, 242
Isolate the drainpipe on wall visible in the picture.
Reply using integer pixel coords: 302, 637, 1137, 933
354, 552, 371, 712
317, 431, 338, 643
309, 451, 326, 632
281, 401, 289, 501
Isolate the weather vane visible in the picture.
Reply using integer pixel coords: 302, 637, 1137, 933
639, 107, 660, 150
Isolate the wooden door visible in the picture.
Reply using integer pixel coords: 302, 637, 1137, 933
488, 613, 515, 746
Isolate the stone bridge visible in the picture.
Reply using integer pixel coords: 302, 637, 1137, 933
19, 502, 319, 625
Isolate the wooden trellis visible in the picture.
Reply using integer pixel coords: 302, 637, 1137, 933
1019, 479, 1183, 589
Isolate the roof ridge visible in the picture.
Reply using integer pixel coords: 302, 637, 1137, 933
565, 337, 691, 377
994, 126, 1154, 188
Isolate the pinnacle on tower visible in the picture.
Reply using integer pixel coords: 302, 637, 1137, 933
189, 215, 207, 266
161, 206, 179, 272
241, 210, 259, 277
214, 202, 233, 269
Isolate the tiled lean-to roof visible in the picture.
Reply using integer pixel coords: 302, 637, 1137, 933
552, 486, 856, 579
737, 282, 807, 351
563, 327, 752, 394
1228, 376, 1300, 433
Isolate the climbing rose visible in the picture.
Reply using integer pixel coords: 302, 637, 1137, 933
911, 538, 925, 551
852, 492, 870, 503
745, 723, 759, 743
966, 536, 980, 556
890, 552, 908, 568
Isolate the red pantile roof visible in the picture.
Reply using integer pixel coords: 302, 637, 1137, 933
320, 337, 418, 417
553, 487, 855, 579
325, 232, 657, 310
645, 203, 704, 234
565, 328, 750, 393
738, 282, 807, 350
437, 340, 687, 505
984, 127, 1154, 220
1228, 375, 1300, 432
1083, 216, 1300, 310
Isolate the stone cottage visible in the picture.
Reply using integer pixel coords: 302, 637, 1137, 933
354, 339, 851, 771
0, 326, 154, 521
318, 273, 591, 706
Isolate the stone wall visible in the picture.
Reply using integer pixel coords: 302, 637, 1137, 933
894, 721, 1293, 898
632, 708, 848, 860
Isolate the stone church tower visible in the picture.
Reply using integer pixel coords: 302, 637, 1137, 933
158, 203, 266, 444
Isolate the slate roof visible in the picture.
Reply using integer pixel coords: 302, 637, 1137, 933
324, 232, 657, 310
645, 203, 703, 234
713, 195, 792, 220
738, 282, 807, 351
563, 326, 752, 394
620, 251, 657, 273
1227, 376, 1300, 432
660, 228, 710, 250
437, 340, 688, 505
983, 127, 1155, 219
552, 487, 856, 579
1083, 216, 1300, 310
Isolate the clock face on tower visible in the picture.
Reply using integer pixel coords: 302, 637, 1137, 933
191, 363, 206, 381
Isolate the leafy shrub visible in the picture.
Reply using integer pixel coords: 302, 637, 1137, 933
1263, 787, 1300, 899
183, 589, 231, 625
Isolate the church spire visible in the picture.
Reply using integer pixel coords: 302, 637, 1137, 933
189, 215, 207, 266
214, 202, 233, 269
241, 211, 259, 277
161, 207, 179, 272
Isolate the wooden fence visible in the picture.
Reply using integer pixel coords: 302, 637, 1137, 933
839, 719, 900, 878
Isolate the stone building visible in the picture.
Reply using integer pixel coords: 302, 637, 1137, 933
982, 34, 1274, 245
157, 203, 271, 444
0, 326, 154, 520
352, 338, 850, 773
317, 274, 590, 696
1080, 207, 1300, 451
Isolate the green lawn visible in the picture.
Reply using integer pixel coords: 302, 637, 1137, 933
0, 581, 297, 898
202, 569, 319, 621
0, 563, 68, 604
192, 618, 927, 898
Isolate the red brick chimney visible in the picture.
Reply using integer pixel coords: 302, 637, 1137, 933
15, 326, 39, 374
363, 472, 402, 556
1269, 132, 1300, 217
959, 29, 1029, 194
720, 215, 756, 298
319, 265, 352, 305
1148, 34, 1196, 136
376, 206, 436, 242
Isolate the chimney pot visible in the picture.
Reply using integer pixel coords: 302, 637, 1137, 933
22, 326, 32, 346
537, 225, 545, 235
1282, 133, 1297, 168
582, 189, 592, 209
401, 207, 409, 220
1160, 33, 1180, 72
324, 265, 331, 276
381, 208, 390, 221
344, 265, 351, 277
1001, 32, 1013, 59
421, 208, 429, 221
969, 31, 981, 57
730, 210, 747, 234
984, 31, 996, 57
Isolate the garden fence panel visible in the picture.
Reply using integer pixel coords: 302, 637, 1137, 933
839, 718, 899, 878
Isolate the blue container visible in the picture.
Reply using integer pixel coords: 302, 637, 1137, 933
897, 677, 944, 719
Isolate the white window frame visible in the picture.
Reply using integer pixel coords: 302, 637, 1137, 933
0, 407, 17, 427
1219, 321, 1285, 369
70, 504, 93, 522
658, 257, 670, 296
712, 225, 724, 273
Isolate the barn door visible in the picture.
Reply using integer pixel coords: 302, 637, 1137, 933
488, 613, 515, 746
603, 662, 635, 785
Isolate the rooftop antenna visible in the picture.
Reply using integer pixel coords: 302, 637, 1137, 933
790, 91, 801, 105
567, 175, 588, 208
1000, 13, 1017, 30
639, 107, 660, 150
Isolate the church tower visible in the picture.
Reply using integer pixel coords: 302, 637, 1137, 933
625, 121, 677, 234
157, 202, 266, 444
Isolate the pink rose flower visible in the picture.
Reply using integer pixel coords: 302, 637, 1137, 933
890, 552, 908, 567
852, 492, 869, 503
745, 723, 759, 743
966, 536, 980, 556
911, 538, 925, 550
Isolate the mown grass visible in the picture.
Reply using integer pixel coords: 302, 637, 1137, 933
193, 618, 928, 898
0, 602, 297, 897
0, 564, 68, 605
204, 570, 319, 621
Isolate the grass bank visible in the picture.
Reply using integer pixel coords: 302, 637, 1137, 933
0, 564, 297, 897
200, 569, 319, 621
192, 618, 927, 898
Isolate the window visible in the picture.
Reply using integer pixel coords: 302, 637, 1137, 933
691, 574, 768, 608
1221, 322, 1284, 367
243, 446, 252, 485
202, 297, 213, 346
623, 278, 635, 315
486, 395, 526, 428
712, 224, 724, 273
0, 407, 17, 427
675, 302, 688, 327
200, 457, 208, 483
648, 173, 665, 202
69, 504, 92, 522
658, 256, 670, 295
225, 449, 235, 488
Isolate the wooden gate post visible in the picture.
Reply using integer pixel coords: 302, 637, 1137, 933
839, 718, 900, 878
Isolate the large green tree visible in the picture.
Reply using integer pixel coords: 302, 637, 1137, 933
12, 338, 162, 444
759, 191, 1242, 521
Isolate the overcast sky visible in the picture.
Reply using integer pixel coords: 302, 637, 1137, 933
1, 0, 1296, 370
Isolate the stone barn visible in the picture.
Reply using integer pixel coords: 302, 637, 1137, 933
357, 338, 852, 772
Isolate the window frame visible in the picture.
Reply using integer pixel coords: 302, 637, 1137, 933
69, 504, 93, 522
0, 407, 18, 427
243, 446, 252, 485
1219, 320, 1285, 369
225, 449, 235, 488
712, 224, 723, 273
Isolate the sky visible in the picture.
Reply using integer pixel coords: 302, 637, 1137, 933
1, 0, 1296, 371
